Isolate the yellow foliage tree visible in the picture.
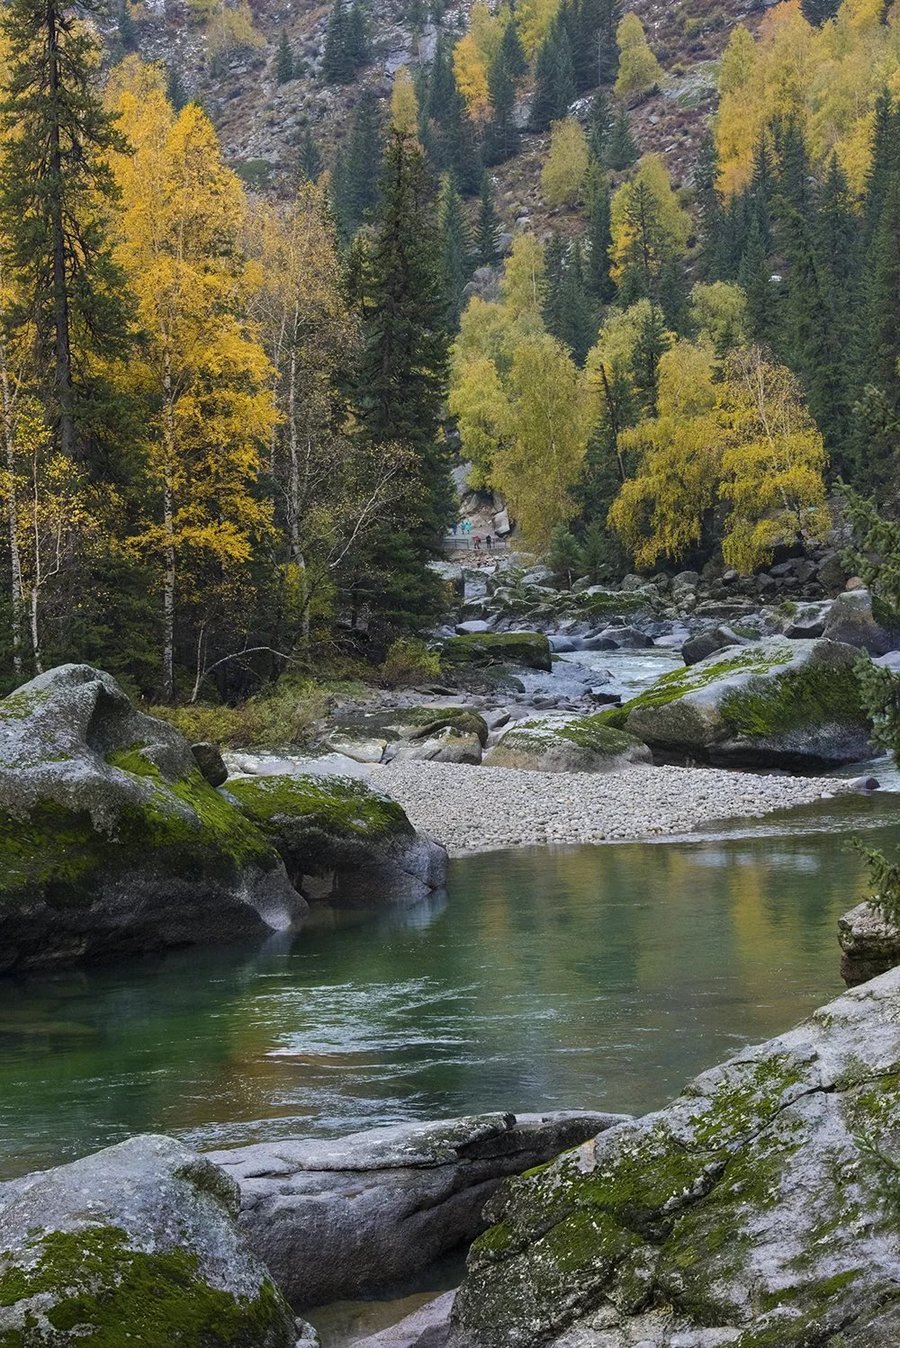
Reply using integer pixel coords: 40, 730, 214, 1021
500, 233, 547, 320
453, 34, 491, 121
517, 0, 561, 58
541, 118, 590, 206
609, 155, 691, 287
614, 13, 663, 101
109, 65, 276, 698
689, 281, 749, 354
390, 67, 420, 139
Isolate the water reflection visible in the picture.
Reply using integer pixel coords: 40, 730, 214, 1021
0, 795, 893, 1179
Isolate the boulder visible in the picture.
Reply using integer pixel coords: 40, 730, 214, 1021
455, 620, 493, 635
822, 587, 899, 655
612, 637, 873, 769
783, 600, 832, 639
387, 728, 483, 765
0, 665, 305, 974
325, 735, 387, 764
592, 625, 654, 649
448, 968, 900, 1348
0, 1134, 305, 1348
483, 716, 651, 773
209, 1111, 627, 1309
671, 570, 699, 597
681, 624, 749, 666
440, 632, 552, 673
838, 899, 900, 985
226, 773, 447, 906
191, 740, 229, 787
351, 1291, 455, 1347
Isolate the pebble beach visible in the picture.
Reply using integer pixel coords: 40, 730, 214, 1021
374, 760, 851, 852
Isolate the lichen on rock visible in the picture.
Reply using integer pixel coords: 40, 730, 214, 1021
484, 715, 651, 773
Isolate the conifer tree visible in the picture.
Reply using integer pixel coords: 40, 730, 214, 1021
485, 42, 518, 164
498, 19, 527, 80
556, 241, 596, 365
587, 90, 612, 165
586, 166, 614, 302
332, 91, 383, 238
530, 23, 575, 131
323, 0, 368, 83
597, 0, 622, 84
0, 0, 131, 463
858, 177, 900, 490
604, 104, 637, 170
861, 90, 900, 250
800, 0, 840, 25
631, 303, 669, 416
439, 174, 474, 325
352, 129, 454, 630
296, 124, 322, 182
276, 29, 294, 83
543, 233, 568, 338
738, 213, 776, 343
118, 0, 138, 54
434, 57, 481, 192
347, 1, 370, 68
166, 64, 188, 111
476, 174, 502, 265
780, 207, 847, 455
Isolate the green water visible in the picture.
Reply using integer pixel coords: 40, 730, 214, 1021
0, 792, 895, 1181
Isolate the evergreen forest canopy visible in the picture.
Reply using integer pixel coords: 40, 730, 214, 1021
0, 0, 896, 704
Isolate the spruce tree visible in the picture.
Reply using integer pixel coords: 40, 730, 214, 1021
296, 124, 322, 182
118, 0, 138, 54
543, 233, 568, 337
322, 0, 350, 82
861, 89, 900, 250
604, 104, 637, 170
556, 242, 596, 365
353, 129, 454, 630
346, 2, 370, 69
738, 213, 777, 343
0, 0, 131, 462
276, 29, 294, 83
166, 64, 188, 112
585, 165, 614, 302
597, 0, 622, 85
631, 303, 669, 416
800, 0, 840, 25
476, 173, 502, 265
530, 23, 575, 131
587, 90, 612, 164
498, 19, 527, 80
860, 177, 900, 489
485, 45, 518, 164
439, 174, 474, 325
331, 91, 383, 238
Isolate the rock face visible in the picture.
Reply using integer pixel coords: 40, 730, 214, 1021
227, 772, 447, 905
446, 968, 900, 1348
483, 717, 651, 773
612, 637, 872, 769
0, 665, 305, 973
210, 1111, 628, 1309
0, 1134, 304, 1347
838, 900, 900, 985
440, 631, 553, 673
822, 588, 898, 655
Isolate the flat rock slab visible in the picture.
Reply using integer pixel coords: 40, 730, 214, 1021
210, 1111, 626, 1309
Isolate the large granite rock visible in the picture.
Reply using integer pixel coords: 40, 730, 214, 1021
611, 637, 872, 769
681, 625, 749, 666
483, 717, 651, 773
440, 632, 553, 673
822, 588, 898, 655
226, 773, 447, 905
0, 1134, 307, 1347
839, 899, 900, 985
210, 1112, 628, 1309
0, 665, 305, 973
444, 968, 900, 1348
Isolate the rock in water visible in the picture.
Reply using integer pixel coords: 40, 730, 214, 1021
839, 900, 900, 985
0, 1134, 305, 1347
440, 632, 552, 673
822, 587, 899, 655
0, 665, 305, 973
226, 773, 447, 905
614, 637, 873, 769
447, 968, 900, 1348
209, 1111, 627, 1308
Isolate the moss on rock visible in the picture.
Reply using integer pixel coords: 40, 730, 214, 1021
440, 632, 552, 673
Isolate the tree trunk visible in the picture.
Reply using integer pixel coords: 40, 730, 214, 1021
162, 352, 176, 701
46, 0, 76, 460
0, 338, 23, 675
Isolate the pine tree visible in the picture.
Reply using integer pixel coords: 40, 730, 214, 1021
352, 129, 454, 630
800, 0, 840, 25
439, 174, 474, 325
476, 174, 502, 265
485, 43, 518, 164
587, 90, 612, 165
738, 213, 777, 343
543, 233, 568, 338
296, 124, 322, 182
631, 303, 669, 416
858, 176, 900, 490
530, 23, 575, 131
118, 0, 138, 54
586, 165, 614, 302
597, 0, 622, 85
0, 0, 131, 463
166, 64, 188, 112
556, 241, 596, 365
498, 19, 527, 80
604, 104, 637, 170
276, 29, 294, 83
346, 1, 370, 69
322, 0, 351, 82
331, 91, 383, 238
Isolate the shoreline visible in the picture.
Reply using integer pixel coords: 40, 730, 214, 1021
372, 760, 855, 854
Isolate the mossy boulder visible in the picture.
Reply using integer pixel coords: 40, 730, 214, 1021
449, 967, 900, 1348
0, 666, 305, 974
328, 705, 489, 756
440, 632, 552, 673
483, 716, 651, 773
226, 772, 447, 906
838, 900, 900, 986
0, 1134, 307, 1347
602, 638, 872, 769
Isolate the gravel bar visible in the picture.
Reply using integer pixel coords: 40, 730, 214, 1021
373, 761, 850, 853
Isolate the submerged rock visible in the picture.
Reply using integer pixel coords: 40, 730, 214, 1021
446, 968, 900, 1348
0, 1134, 305, 1348
483, 716, 651, 773
226, 773, 447, 905
838, 899, 900, 985
0, 665, 305, 973
610, 637, 873, 769
210, 1111, 627, 1310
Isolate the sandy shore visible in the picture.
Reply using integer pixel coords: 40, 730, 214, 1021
373, 761, 850, 853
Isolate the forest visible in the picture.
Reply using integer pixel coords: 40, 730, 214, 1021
0, 0, 897, 705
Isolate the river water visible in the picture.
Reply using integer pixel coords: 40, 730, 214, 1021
0, 791, 896, 1183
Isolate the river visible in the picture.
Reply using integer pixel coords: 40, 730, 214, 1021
0, 790, 895, 1184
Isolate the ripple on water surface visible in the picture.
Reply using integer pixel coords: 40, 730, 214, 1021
0, 792, 895, 1179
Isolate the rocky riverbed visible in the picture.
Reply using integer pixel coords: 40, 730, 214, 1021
373, 760, 852, 851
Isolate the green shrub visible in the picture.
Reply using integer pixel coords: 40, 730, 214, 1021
854, 841, 900, 928
380, 638, 442, 688
151, 679, 331, 749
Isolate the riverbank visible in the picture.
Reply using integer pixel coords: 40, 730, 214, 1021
374, 760, 853, 852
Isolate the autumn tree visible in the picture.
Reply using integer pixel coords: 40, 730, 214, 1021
614, 13, 662, 102
541, 117, 589, 207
